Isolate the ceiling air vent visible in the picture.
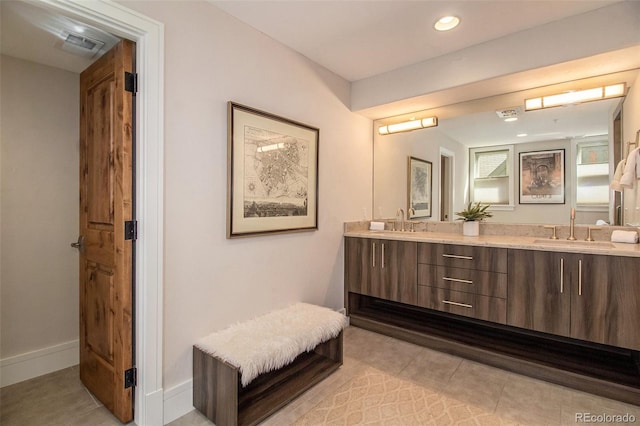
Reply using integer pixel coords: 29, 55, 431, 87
495, 106, 524, 119
58, 32, 105, 58
66, 33, 97, 50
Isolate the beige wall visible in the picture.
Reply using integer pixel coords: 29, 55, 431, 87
120, 1, 372, 390
0, 55, 79, 358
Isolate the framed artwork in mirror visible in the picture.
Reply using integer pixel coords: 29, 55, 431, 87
519, 149, 565, 204
227, 102, 319, 238
408, 156, 432, 218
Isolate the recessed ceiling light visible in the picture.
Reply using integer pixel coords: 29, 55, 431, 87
517, 133, 528, 137
434, 16, 460, 31
504, 117, 518, 123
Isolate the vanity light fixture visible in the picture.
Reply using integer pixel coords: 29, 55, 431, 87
434, 15, 460, 31
378, 117, 438, 135
525, 83, 626, 111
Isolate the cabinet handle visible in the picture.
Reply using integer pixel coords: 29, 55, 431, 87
560, 258, 564, 294
381, 243, 385, 269
578, 259, 582, 296
443, 277, 473, 284
372, 243, 376, 268
442, 300, 473, 309
442, 254, 473, 260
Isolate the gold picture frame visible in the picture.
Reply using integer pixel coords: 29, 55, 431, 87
227, 102, 319, 238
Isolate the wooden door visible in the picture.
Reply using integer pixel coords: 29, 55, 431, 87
78, 39, 135, 423
570, 254, 640, 350
507, 250, 571, 337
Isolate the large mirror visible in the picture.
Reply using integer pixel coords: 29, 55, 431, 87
373, 68, 640, 225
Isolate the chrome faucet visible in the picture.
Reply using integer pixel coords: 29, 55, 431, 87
396, 208, 405, 232
568, 207, 576, 240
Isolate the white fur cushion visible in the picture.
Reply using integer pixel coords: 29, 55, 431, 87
195, 303, 347, 387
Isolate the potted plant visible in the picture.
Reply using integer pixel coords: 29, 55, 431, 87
455, 202, 492, 236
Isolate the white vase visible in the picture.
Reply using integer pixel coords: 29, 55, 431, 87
462, 221, 480, 236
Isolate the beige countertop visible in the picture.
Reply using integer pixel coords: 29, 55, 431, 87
344, 230, 640, 257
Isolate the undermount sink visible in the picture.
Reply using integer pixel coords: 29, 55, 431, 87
532, 239, 615, 249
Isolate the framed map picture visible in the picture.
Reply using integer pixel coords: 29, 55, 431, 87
227, 102, 319, 238
519, 149, 565, 204
408, 157, 432, 218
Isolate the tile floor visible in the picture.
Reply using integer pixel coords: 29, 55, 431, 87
1, 326, 639, 425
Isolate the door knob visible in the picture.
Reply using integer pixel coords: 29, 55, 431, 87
71, 235, 85, 253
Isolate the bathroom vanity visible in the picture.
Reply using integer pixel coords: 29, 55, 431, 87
344, 223, 640, 405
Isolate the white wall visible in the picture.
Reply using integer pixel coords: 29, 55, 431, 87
120, 1, 372, 392
0, 56, 79, 363
373, 128, 467, 221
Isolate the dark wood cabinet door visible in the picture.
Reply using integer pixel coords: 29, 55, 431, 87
345, 237, 417, 305
507, 249, 571, 337
345, 237, 374, 295
571, 254, 640, 350
379, 240, 417, 305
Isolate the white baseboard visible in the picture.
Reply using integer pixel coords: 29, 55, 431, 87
163, 379, 194, 424
1, 340, 79, 387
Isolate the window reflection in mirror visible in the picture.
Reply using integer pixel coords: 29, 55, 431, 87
470, 147, 513, 207
576, 140, 609, 206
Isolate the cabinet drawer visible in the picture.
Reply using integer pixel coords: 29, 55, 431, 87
417, 286, 506, 324
418, 243, 507, 273
418, 265, 507, 298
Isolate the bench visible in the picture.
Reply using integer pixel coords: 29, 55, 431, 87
193, 303, 347, 426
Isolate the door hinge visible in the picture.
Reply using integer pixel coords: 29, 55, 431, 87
124, 367, 137, 389
125, 220, 137, 241
125, 72, 137, 93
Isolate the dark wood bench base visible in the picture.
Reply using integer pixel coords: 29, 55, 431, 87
193, 331, 343, 426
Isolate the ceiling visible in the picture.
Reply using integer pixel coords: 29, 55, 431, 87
211, 0, 617, 82
1, 0, 635, 146
2, 1, 619, 81
209, 0, 635, 146
0, 1, 120, 73
440, 97, 622, 148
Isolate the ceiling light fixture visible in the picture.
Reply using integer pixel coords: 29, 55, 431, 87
434, 16, 460, 31
504, 117, 518, 122
378, 117, 438, 135
525, 83, 626, 111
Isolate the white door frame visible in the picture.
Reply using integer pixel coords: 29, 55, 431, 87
38, 1, 164, 424
439, 147, 455, 222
